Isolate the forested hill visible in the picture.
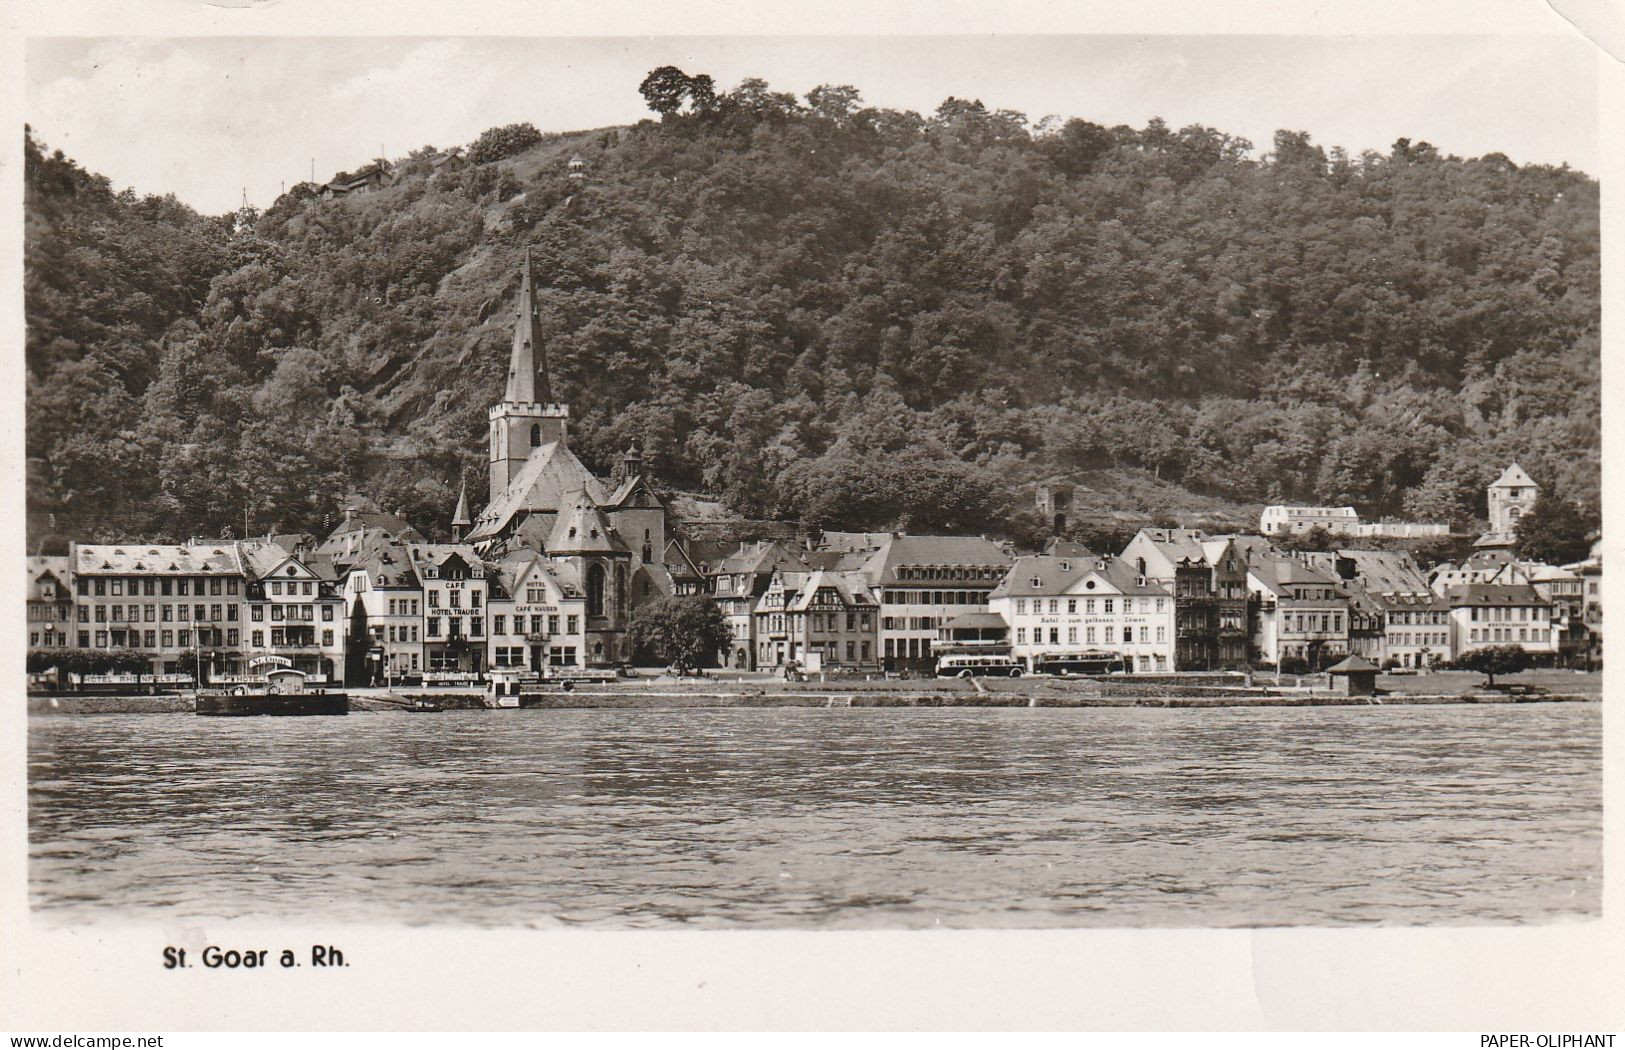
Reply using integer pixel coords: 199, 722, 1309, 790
23, 74, 1601, 550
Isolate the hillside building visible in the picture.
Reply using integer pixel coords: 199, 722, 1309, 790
1259, 505, 1360, 537
1476, 463, 1539, 550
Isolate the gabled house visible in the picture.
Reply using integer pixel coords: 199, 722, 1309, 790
987, 554, 1177, 672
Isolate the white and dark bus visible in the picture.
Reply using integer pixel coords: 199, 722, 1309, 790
936, 653, 1024, 678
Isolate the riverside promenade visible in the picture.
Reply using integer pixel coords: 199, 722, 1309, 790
27, 669, 1602, 713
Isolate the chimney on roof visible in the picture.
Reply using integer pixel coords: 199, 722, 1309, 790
344, 506, 357, 523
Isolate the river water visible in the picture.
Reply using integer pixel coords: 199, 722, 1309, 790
28, 704, 1601, 928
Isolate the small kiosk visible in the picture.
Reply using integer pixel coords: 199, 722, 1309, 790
1325, 655, 1381, 697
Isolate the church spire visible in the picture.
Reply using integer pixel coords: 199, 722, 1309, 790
451, 479, 471, 541
505, 246, 552, 404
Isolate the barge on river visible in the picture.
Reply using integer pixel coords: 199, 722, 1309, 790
195, 658, 348, 717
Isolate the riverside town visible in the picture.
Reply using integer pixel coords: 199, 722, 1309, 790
20, 47, 1606, 956
25, 244, 1602, 706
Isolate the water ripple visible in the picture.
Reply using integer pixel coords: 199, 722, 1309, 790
27, 704, 1601, 928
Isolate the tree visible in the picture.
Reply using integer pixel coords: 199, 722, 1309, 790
1456, 644, 1531, 686
625, 596, 732, 673
1276, 525, 1337, 553
467, 122, 543, 164
1514, 493, 1596, 565
639, 66, 711, 119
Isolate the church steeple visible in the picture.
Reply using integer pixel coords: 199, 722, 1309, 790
451, 480, 471, 541
506, 247, 552, 404
488, 245, 570, 503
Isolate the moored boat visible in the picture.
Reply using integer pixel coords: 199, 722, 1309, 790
195, 658, 348, 717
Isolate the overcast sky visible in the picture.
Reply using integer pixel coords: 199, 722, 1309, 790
26, 34, 1599, 216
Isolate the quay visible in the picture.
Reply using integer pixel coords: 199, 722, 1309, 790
26, 669, 1602, 714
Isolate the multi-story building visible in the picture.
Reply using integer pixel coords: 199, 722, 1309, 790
1523, 564, 1586, 664
26, 555, 73, 649
1377, 592, 1453, 669
340, 541, 424, 684
70, 542, 248, 681
1565, 541, 1602, 668
1447, 583, 1558, 662
407, 545, 489, 678
752, 569, 879, 671
1199, 538, 1252, 668
708, 541, 817, 670
857, 535, 1014, 672
239, 540, 347, 683
1247, 556, 1350, 668
1259, 506, 1360, 537
988, 554, 1177, 672
484, 549, 587, 671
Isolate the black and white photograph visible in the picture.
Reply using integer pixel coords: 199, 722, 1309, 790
3, 0, 1621, 1035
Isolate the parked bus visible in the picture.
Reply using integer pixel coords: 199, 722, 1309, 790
1031, 651, 1127, 676
936, 654, 1024, 678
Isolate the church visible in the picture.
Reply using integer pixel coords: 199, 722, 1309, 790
464, 247, 676, 663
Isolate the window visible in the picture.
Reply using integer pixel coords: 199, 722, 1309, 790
494, 614, 506, 635
1067, 599, 1076, 614
210, 604, 222, 621
1048, 599, 1059, 614
471, 591, 482, 609
1122, 627, 1132, 644
1049, 628, 1059, 644
1104, 599, 1114, 614
530, 423, 542, 447
428, 591, 439, 608
1139, 626, 1148, 643
322, 630, 334, 646
427, 618, 441, 638
178, 630, 190, 647
1156, 626, 1166, 643
270, 581, 281, 596
450, 590, 461, 608
586, 564, 605, 617
1016, 628, 1026, 644
1016, 599, 1026, 615
227, 629, 239, 647
227, 579, 238, 595
567, 615, 579, 634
